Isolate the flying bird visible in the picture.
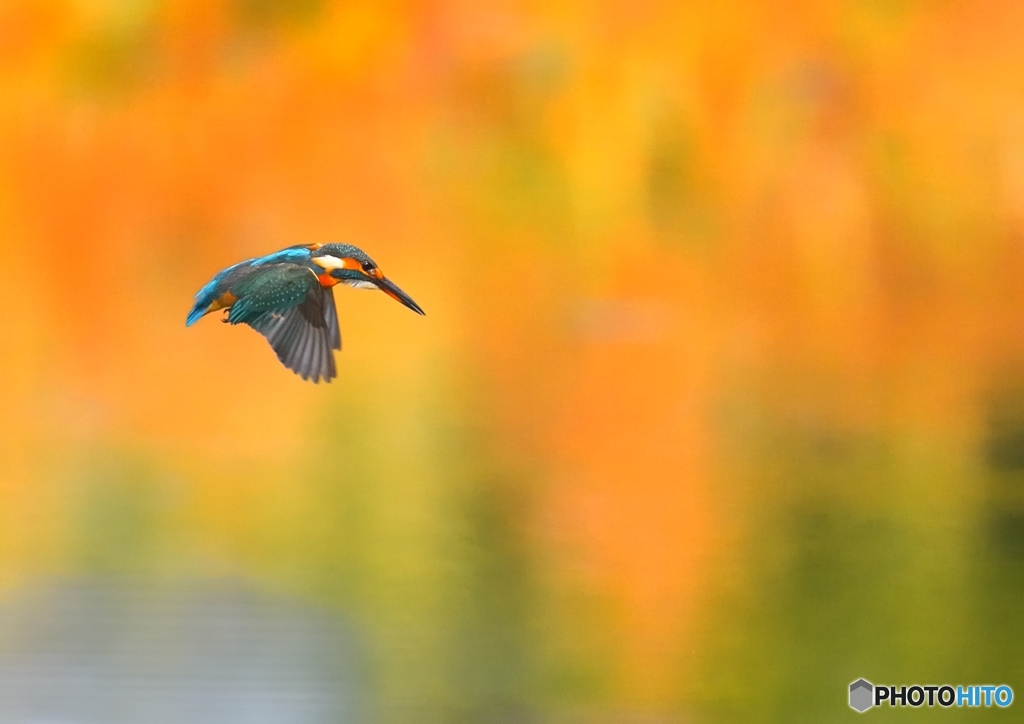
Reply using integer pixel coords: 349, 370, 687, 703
186, 243, 425, 382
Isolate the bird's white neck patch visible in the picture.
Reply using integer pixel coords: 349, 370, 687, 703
342, 279, 378, 290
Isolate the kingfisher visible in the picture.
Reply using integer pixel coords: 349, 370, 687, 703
186, 243, 425, 383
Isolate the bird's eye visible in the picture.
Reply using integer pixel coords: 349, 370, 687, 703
362, 262, 375, 273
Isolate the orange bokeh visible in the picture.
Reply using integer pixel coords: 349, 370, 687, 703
2, 0, 1024, 718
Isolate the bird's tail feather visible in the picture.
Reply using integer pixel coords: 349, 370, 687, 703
185, 303, 208, 327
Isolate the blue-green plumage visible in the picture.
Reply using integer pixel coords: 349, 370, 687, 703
226, 265, 317, 325
185, 246, 311, 327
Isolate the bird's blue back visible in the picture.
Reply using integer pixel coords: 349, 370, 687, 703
186, 246, 312, 326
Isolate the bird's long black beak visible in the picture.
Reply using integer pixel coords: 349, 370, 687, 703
376, 276, 425, 315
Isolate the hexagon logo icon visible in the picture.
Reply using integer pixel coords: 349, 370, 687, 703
850, 679, 873, 712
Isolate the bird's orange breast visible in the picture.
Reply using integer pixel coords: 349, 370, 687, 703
207, 291, 237, 312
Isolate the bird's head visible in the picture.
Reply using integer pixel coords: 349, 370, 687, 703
309, 243, 425, 315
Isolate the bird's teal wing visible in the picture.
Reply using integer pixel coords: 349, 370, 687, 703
225, 264, 319, 325
228, 264, 337, 383
186, 246, 313, 326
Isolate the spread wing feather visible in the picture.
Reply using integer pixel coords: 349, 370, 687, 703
250, 304, 337, 383
324, 289, 341, 350
228, 264, 338, 383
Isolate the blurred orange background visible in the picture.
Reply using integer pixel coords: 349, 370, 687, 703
2, 0, 1024, 721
